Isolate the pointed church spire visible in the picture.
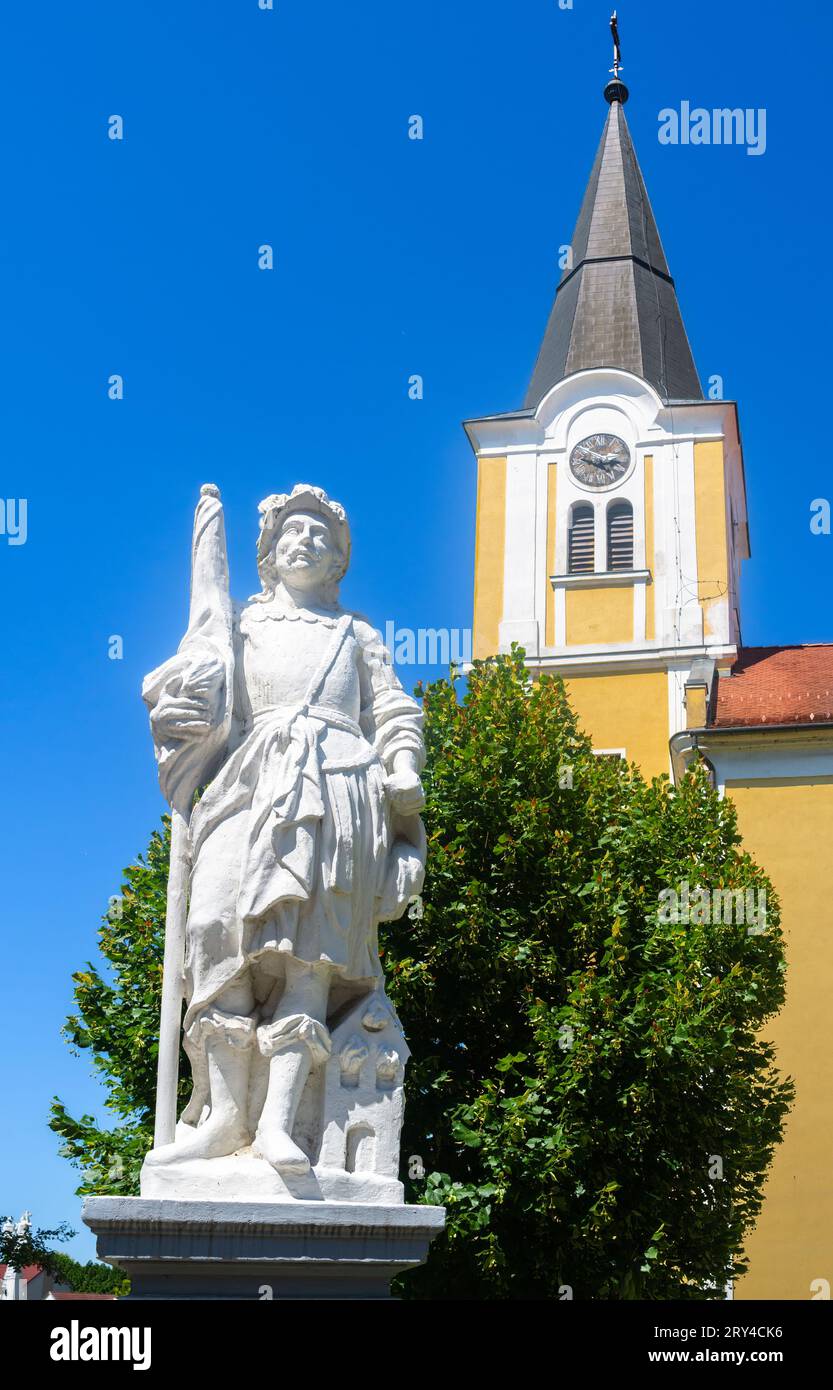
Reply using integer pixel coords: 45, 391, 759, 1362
524, 17, 702, 408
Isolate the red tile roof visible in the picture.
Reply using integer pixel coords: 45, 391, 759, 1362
713, 646, 833, 728
0, 1264, 42, 1281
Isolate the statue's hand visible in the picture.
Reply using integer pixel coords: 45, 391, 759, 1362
150, 692, 215, 741
385, 767, 426, 815
148, 656, 224, 742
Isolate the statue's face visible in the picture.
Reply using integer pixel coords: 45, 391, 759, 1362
273, 510, 339, 592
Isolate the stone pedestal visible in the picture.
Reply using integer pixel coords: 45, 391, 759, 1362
82, 1196, 445, 1301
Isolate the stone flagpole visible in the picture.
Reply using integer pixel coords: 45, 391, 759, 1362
143, 484, 233, 1148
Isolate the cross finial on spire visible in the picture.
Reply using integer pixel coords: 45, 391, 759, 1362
610, 11, 623, 79
604, 10, 629, 104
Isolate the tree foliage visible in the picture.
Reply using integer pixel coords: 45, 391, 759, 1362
50, 1252, 127, 1296
382, 651, 793, 1299
50, 820, 184, 1196
0, 1215, 74, 1279
54, 651, 793, 1299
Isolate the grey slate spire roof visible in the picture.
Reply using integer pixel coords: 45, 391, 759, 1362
524, 85, 702, 408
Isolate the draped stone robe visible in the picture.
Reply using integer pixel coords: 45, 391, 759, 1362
147, 598, 426, 1129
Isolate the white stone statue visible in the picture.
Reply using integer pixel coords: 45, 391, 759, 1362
140, 484, 426, 1203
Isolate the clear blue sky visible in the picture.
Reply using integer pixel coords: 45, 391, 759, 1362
1, 0, 830, 1261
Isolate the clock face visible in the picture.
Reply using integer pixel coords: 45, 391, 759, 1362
569, 433, 631, 488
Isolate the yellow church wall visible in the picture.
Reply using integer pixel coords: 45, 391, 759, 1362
563, 670, 669, 778
693, 440, 729, 641
566, 585, 633, 646
472, 456, 506, 659
684, 685, 708, 729
726, 778, 833, 1301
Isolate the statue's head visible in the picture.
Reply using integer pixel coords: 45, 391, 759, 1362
256, 484, 350, 607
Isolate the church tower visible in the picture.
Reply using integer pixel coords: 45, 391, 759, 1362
468, 70, 749, 776
467, 30, 833, 1302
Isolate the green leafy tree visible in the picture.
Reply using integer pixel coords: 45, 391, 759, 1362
0, 1214, 74, 1279
50, 1252, 127, 1296
50, 819, 185, 1196
54, 651, 792, 1299
382, 651, 793, 1299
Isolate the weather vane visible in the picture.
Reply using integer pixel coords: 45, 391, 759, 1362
610, 11, 623, 80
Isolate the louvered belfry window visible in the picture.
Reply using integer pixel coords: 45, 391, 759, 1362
607, 500, 633, 572
569, 504, 595, 574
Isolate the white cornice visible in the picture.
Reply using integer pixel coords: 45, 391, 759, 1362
550, 569, 652, 590
463, 416, 542, 454
635, 431, 725, 448
464, 378, 741, 459
670, 726, 833, 788
526, 644, 738, 675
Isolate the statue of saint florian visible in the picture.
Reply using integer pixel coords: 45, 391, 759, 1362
142, 485, 426, 1177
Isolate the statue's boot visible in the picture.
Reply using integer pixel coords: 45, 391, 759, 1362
150, 1009, 255, 1164
253, 1013, 332, 1175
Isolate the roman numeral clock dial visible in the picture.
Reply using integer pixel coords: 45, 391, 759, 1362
569, 433, 631, 488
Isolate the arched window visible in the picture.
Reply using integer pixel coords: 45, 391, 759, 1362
607, 500, 633, 572
569, 504, 595, 574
